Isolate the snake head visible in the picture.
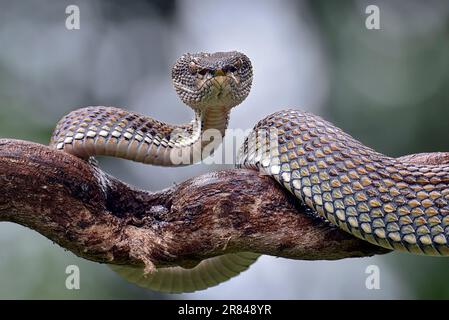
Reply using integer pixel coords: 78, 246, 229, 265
172, 51, 253, 110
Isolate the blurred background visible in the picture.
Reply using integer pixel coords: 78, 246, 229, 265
0, 0, 449, 299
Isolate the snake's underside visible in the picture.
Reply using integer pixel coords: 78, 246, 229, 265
49, 51, 449, 294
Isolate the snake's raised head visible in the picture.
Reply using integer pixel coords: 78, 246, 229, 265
172, 51, 253, 110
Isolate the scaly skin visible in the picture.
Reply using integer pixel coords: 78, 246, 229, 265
50, 51, 252, 166
51, 50, 449, 293
51, 106, 216, 166
49, 51, 258, 293
238, 109, 449, 256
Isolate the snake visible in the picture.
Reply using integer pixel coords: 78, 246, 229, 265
50, 51, 449, 293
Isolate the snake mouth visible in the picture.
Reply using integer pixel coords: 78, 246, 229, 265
199, 74, 239, 90
191, 74, 241, 107
209, 76, 236, 101
174, 69, 249, 109
213, 75, 230, 87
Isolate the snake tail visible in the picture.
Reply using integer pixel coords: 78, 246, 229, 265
109, 252, 260, 293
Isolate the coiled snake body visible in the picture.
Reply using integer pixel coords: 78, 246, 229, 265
50, 51, 449, 293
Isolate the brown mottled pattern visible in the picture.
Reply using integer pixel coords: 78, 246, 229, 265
238, 109, 449, 255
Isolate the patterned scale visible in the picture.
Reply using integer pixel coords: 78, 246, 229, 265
51, 106, 197, 165
238, 109, 449, 255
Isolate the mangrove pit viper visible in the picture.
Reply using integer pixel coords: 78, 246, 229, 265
50, 51, 449, 293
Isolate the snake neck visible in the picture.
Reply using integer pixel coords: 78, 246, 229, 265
196, 106, 230, 139
163, 106, 230, 166
171, 106, 230, 148
170, 107, 230, 165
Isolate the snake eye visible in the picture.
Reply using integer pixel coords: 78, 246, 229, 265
198, 69, 208, 76
188, 61, 198, 74
234, 58, 243, 69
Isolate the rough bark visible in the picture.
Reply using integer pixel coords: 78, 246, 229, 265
0, 138, 390, 272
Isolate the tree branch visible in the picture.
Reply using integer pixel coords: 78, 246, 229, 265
0, 138, 389, 271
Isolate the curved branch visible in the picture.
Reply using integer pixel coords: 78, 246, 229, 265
0, 139, 389, 272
